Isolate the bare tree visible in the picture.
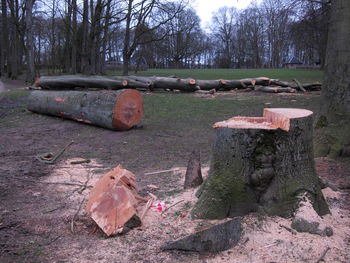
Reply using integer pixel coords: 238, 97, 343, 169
24, 0, 35, 82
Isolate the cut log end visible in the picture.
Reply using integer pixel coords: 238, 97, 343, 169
263, 108, 313, 131
213, 108, 313, 131
112, 90, 144, 130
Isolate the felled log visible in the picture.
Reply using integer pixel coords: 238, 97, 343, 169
194, 89, 216, 95
239, 77, 270, 87
192, 108, 329, 219
221, 80, 246, 90
86, 165, 146, 236
195, 79, 224, 90
27, 89, 143, 130
152, 77, 197, 92
301, 82, 322, 91
34, 75, 130, 90
255, 86, 296, 93
161, 218, 242, 252
270, 79, 291, 87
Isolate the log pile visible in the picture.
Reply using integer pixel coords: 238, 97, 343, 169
33, 75, 322, 94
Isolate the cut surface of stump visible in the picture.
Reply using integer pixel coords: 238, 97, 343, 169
27, 89, 143, 131
192, 108, 329, 219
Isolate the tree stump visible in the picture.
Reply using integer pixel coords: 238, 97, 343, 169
27, 89, 143, 130
191, 108, 330, 219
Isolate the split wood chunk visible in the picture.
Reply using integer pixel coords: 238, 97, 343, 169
192, 108, 329, 219
86, 165, 145, 236
27, 89, 143, 131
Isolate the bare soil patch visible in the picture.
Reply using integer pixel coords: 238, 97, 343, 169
0, 80, 349, 262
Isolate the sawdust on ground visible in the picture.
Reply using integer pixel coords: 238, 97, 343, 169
44, 162, 350, 263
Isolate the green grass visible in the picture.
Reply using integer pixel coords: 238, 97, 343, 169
108, 68, 323, 83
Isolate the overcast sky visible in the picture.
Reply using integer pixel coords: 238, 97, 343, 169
191, 0, 256, 28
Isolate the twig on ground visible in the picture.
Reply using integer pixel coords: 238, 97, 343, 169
279, 224, 297, 235
71, 197, 86, 234
70, 159, 91, 165
36, 140, 74, 164
0, 222, 18, 231
161, 199, 184, 215
1, 173, 92, 188
145, 168, 180, 176
316, 247, 330, 263
78, 169, 92, 194
140, 199, 154, 220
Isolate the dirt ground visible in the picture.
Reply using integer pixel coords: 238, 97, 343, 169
0, 79, 349, 263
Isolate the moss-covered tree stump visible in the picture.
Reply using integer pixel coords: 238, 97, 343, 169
191, 108, 330, 219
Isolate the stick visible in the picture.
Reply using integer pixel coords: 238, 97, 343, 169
1, 174, 92, 188
70, 159, 91, 165
161, 200, 184, 215
279, 224, 297, 235
293, 78, 306, 93
36, 140, 74, 164
145, 168, 180, 175
71, 197, 86, 234
316, 247, 330, 263
140, 199, 153, 220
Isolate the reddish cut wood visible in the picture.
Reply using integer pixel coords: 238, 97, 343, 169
192, 108, 329, 219
213, 108, 313, 131
27, 89, 143, 131
86, 165, 144, 236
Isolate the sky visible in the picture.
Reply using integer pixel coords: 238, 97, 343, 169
191, 0, 256, 28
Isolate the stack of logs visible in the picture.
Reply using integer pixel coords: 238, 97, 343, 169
33, 75, 322, 94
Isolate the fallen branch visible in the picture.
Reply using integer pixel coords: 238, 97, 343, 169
293, 78, 307, 93
161, 199, 185, 215
71, 197, 86, 234
144, 168, 180, 175
70, 159, 91, 165
316, 247, 330, 263
36, 141, 74, 164
279, 224, 297, 235
140, 198, 154, 220
1, 174, 92, 188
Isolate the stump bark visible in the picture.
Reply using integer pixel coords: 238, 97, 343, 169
27, 89, 143, 130
161, 218, 242, 252
191, 108, 330, 219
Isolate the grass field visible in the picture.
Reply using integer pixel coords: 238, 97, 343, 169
109, 68, 323, 83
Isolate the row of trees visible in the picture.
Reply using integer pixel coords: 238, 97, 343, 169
0, 0, 329, 81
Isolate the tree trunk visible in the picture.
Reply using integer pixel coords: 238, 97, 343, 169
122, 0, 133, 76
34, 75, 129, 90
1, 0, 8, 76
321, 0, 350, 120
25, 0, 35, 83
81, 0, 89, 74
71, 0, 77, 74
27, 89, 144, 130
191, 108, 329, 219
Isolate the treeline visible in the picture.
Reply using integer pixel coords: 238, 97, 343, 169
0, 0, 329, 82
